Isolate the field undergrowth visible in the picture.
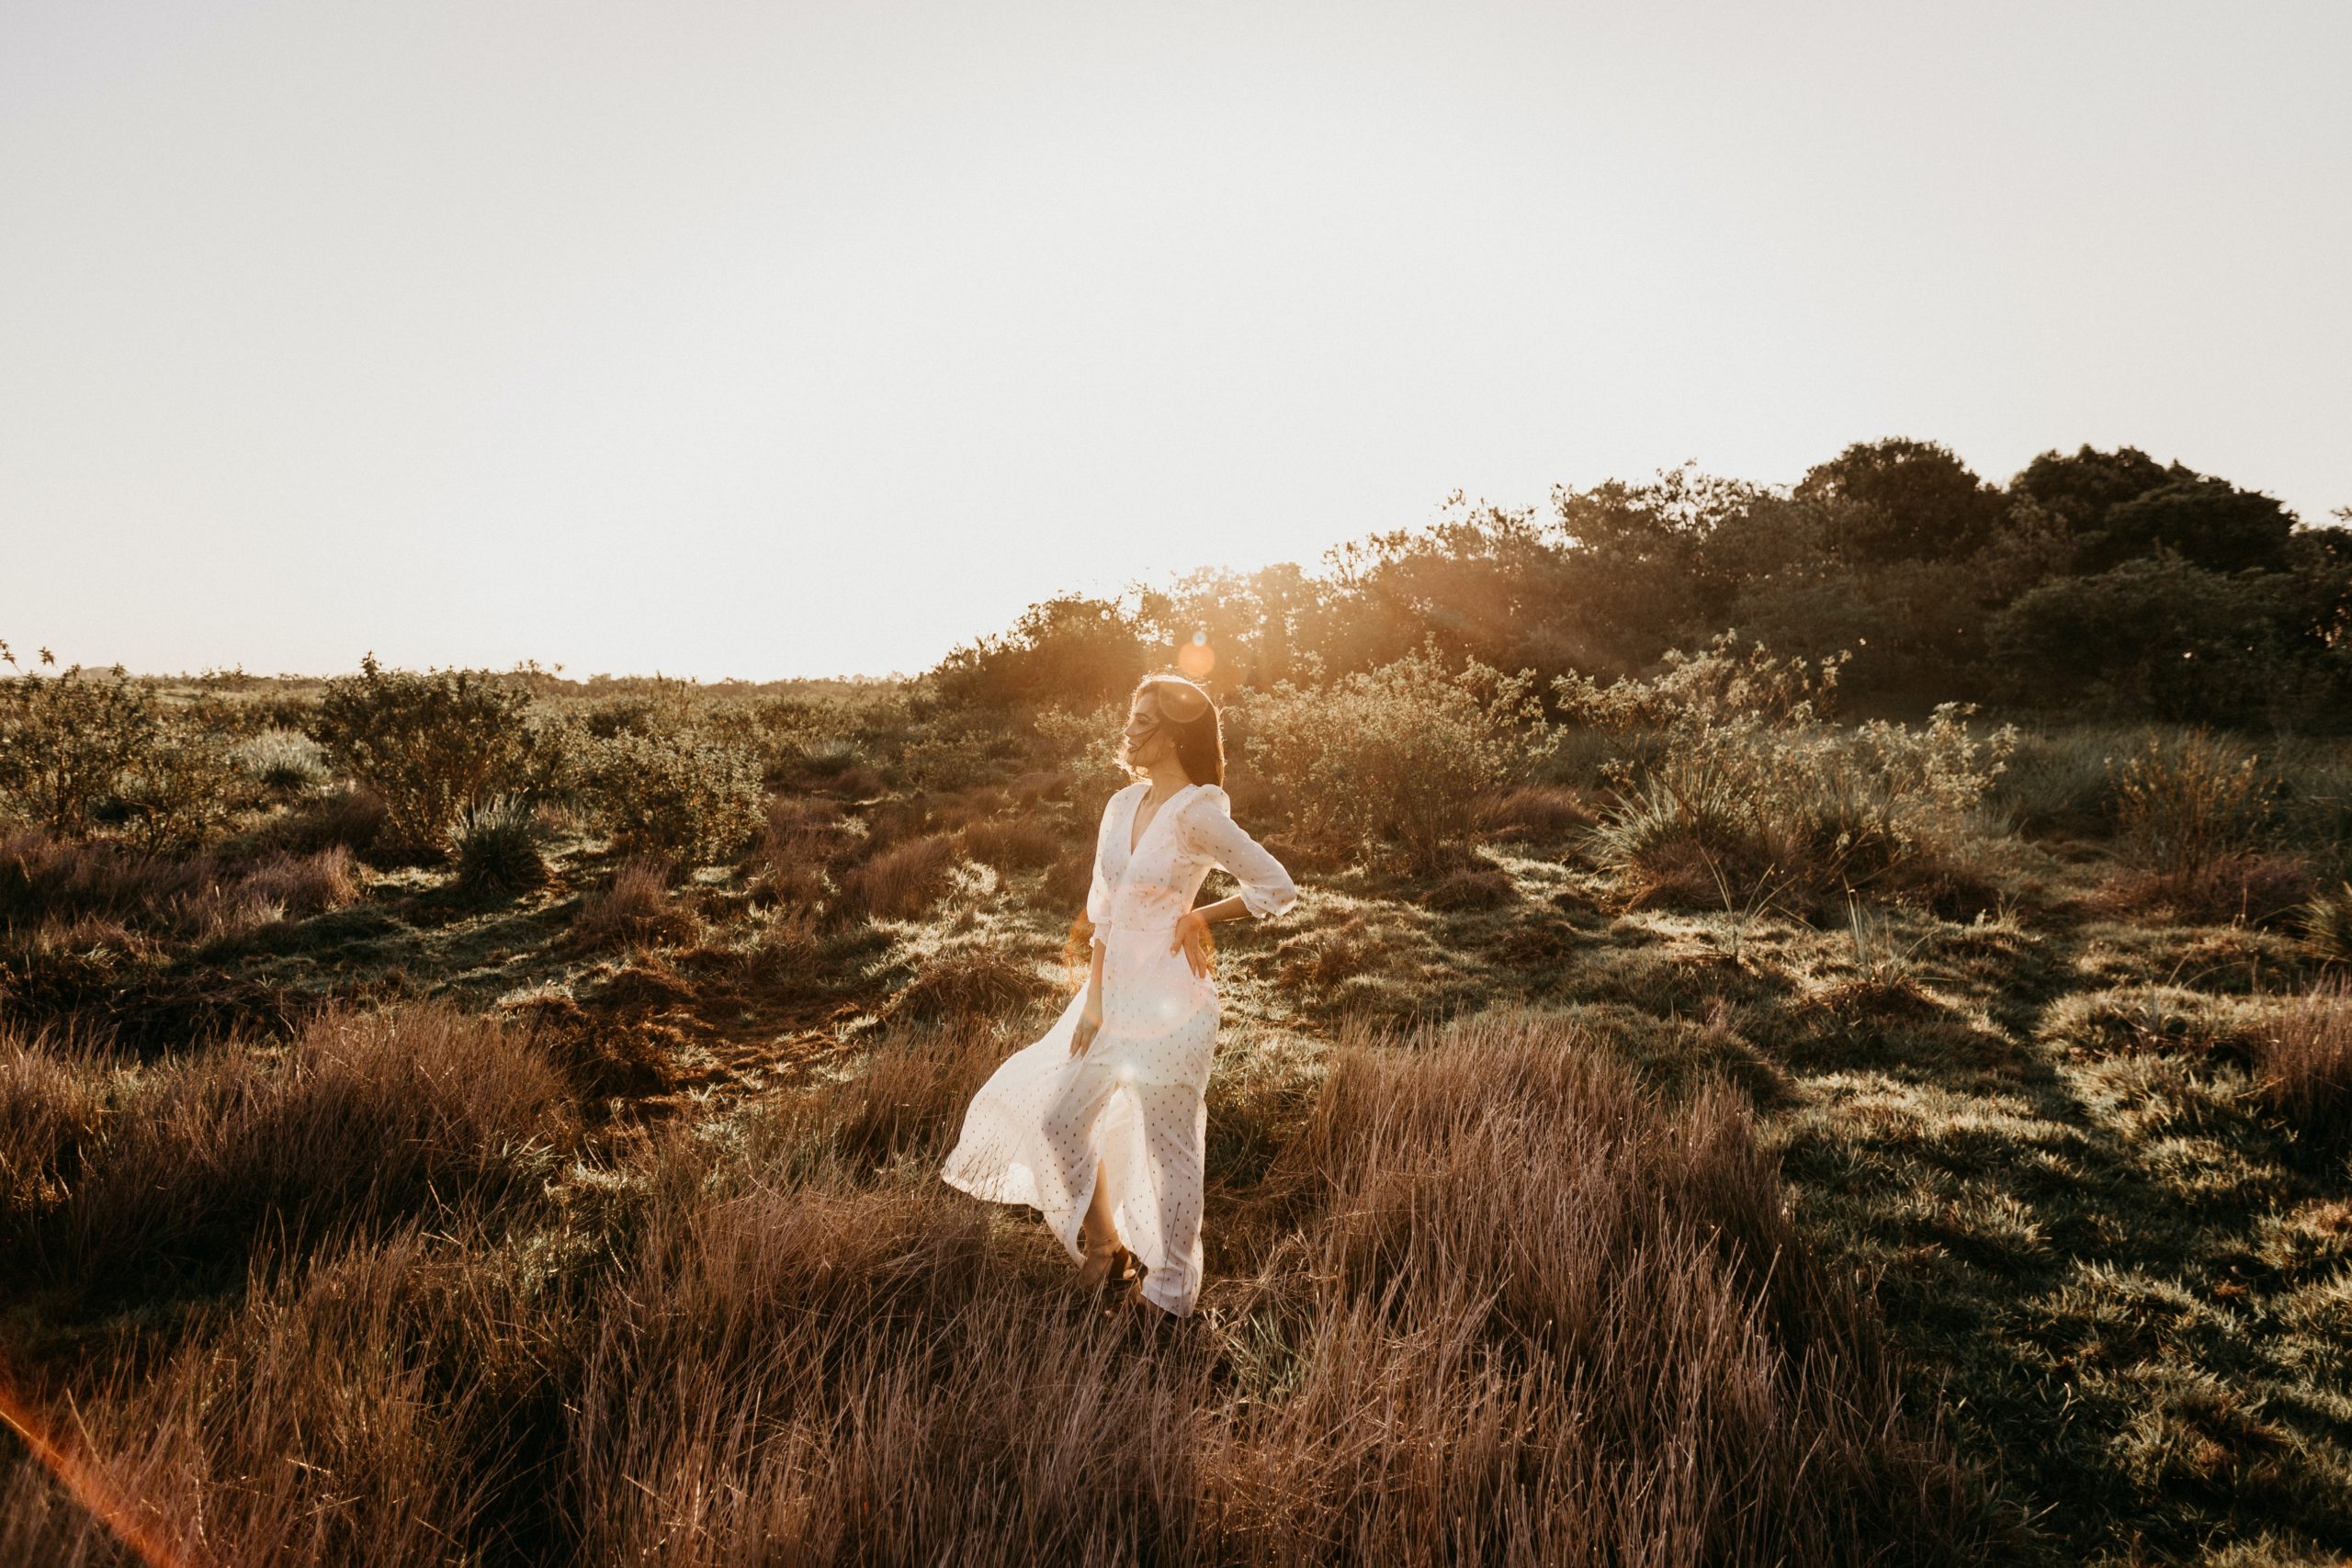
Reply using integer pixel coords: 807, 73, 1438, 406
2, 662, 2349, 1564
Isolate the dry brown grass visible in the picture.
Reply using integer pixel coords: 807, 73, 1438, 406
2094, 851, 2316, 928
251, 784, 390, 859
752, 794, 845, 910
0, 1221, 565, 1568
1008, 768, 1069, 806
1423, 864, 1518, 911
560, 1006, 1995, 1564
837, 831, 959, 921
789, 1013, 1019, 1170
0, 829, 216, 930
891, 944, 1057, 1024
573, 855, 698, 950
0, 1005, 1997, 1565
0, 833, 360, 948
961, 812, 1062, 873
0, 1003, 573, 1311
2254, 978, 2352, 1145
1206, 1032, 1979, 1562
1474, 783, 1600, 837
0, 1024, 109, 1213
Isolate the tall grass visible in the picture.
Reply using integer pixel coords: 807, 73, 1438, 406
0, 1005, 2001, 1564
2254, 979, 2352, 1145
837, 831, 960, 922
0, 1003, 573, 1311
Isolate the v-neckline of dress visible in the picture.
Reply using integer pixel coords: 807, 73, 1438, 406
1125, 781, 1200, 862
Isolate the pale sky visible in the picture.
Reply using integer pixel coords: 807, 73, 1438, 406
3, 1, 2346, 681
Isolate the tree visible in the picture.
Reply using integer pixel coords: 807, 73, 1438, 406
2084, 476, 2297, 574
928, 593, 1148, 712
1984, 554, 2301, 724
1792, 437, 2007, 564
2010, 444, 2183, 533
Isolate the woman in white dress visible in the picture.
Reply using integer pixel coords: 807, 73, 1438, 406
939, 673, 1299, 1317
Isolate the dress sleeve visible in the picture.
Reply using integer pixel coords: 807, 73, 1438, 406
1085, 790, 1120, 945
1182, 784, 1297, 919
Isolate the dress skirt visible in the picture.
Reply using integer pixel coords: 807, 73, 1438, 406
939, 922, 1220, 1317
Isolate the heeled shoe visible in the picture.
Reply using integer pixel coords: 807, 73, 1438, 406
1100, 1270, 1148, 1317
1077, 1234, 1125, 1290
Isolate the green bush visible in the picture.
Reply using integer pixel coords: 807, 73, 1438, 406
111, 720, 243, 852
2301, 882, 2352, 967
1985, 556, 2312, 725
584, 730, 763, 865
2106, 728, 2276, 875
311, 656, 538, 856
1246, 640, 1555, 873
1560, 632, 2016, 905
453, 795, 548, 897
1031, 700, 1130, 796
0, 654, 161, 836
233, 728, 331, 794
927, 593, 1148, 712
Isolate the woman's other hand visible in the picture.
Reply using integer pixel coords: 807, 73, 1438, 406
1170, 909, 1212, 979
1070, 990, 1104, 1056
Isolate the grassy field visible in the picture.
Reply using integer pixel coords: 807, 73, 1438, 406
2, 669, 2349, 1564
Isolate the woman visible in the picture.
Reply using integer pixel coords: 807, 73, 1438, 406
939, 672, 1298, 1317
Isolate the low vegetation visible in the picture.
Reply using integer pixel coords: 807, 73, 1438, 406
3, 437, 2350, 1562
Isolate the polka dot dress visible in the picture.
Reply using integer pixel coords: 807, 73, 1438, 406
939, 779, 1298, 1317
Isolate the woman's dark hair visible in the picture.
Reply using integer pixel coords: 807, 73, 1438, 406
1126, 673, 1224, 787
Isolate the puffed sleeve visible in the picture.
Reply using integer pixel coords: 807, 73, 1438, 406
1084, 789, 1120, 943
1182, 784, 1297, 919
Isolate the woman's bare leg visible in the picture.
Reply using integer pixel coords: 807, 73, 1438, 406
1081, 1156, 1120, 1249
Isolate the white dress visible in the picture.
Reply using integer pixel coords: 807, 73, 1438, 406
939, 779, 1298, 1316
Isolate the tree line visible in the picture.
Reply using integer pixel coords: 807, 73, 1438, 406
925, 439, 2352, 729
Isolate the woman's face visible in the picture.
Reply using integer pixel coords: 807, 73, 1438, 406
1120, 692, 1169, 768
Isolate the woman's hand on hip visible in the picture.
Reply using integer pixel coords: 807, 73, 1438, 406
1170, 909, 1212, 979
1069, 991, 1104, 1056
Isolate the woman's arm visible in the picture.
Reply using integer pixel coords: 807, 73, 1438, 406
1170, 788, 1298, 976
1182, 788, 1298, 919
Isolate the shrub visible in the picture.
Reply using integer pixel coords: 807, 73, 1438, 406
1561, 632, 2017, 908
2107, 727, 2277, 875
453, 794, 548, 897
1031, 700, 1131, 796
2301, 882, 2352, 967
0, 657, 161, 836
1247, 640, 1556, 873
927, 592, 1148, 711
112, 718, 243, 852
234, 728, 331, 794
583, 730, 763, 866
1984, 555, 2318, 725
311, 656, 538, 856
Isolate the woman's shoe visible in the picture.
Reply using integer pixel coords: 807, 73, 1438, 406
1100, 1271, 1148, 1317
1077, 1234, 1125, 1290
